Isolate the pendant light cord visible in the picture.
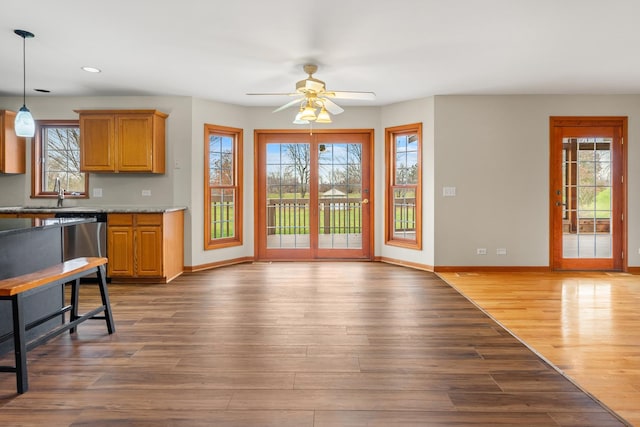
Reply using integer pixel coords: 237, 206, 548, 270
22, 34, 26, 106
14, 29, 34, 107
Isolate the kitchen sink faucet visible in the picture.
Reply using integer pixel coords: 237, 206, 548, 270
54, 177, 64, 207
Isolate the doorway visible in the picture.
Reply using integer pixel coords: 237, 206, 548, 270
550, 117, 627, 271
255, 130, 373, 260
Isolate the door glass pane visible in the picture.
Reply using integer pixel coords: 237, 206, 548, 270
266, 143, 310, 248
563, 138, 612, 258
318, 143, 363, 249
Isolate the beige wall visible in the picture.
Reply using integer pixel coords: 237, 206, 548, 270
381, 97, 435, 267
2, 94, 639, 269
433, 95, 640, 267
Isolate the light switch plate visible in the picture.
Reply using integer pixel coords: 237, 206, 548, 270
443, 186, 456, 197
93, 188, 103, 197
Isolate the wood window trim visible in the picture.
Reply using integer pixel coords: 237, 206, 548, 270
204, 123, 243, 250
385, 122, 422, 250
32, 120, 89, 199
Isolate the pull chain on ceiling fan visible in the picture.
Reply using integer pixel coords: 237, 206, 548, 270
247, 64, 375, 124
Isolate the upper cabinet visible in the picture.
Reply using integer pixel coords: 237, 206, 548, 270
76, 109, 168, 173
0, 110, 26, 174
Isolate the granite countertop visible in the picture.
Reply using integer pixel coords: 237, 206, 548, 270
0, 206, 187, 214
0, 217, 96, 237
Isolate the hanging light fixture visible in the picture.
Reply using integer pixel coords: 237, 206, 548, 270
14, 29, 35, 138
291, 96, 335, 125
299, 99, 317, 121
315, 106, 332, 124
292, 105, 309, 124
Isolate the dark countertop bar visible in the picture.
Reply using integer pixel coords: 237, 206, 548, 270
0, 217, 96, 237
0, 216, 97, 355
0, 206, 187, 214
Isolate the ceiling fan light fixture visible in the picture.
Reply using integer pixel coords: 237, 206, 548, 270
14, 29, 35, 138
293, 110, 309, 124
315, 106, 332, 124
299, 104, 317, 121
247, 64, 374, 126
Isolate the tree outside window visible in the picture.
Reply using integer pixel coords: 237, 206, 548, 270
33, 120, 88, 198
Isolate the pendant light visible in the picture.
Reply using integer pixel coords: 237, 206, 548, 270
14, 29, 35, 138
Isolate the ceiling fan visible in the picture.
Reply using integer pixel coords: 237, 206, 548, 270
247, 64, 375, 124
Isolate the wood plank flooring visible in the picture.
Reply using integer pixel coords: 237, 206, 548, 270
439, 271, 640, 426
0, 263, 627, 426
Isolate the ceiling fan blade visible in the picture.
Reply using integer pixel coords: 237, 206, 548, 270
246, 92, 299, 96
272, 98, 303, 113
322, 98, 344, 115
325, 90, 376, 100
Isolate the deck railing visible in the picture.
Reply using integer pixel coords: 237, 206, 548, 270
267, 198, 363, 235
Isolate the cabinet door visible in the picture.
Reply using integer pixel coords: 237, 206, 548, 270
0, 110, 26, 174
136, 225, 163, 276
108, 226, 134, 277
117, 115, 153, 172
80, 114, 116, 171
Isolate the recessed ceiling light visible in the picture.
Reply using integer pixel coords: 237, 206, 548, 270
81, 66, 101, 73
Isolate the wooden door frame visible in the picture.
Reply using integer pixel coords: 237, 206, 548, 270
254, 129, 375, 261
549, 116, 627, 271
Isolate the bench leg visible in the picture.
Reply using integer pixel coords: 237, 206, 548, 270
11, 295, 28, 394
97, 265, 115, 334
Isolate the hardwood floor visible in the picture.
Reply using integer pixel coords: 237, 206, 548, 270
439, 271, 640, 426
0, 263, 627, 426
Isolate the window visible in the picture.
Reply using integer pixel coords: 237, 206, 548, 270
385, 123, 422, 249
33, 120, 88, 198
204, 124, 243, 249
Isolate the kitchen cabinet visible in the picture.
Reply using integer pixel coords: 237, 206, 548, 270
0, 110, 26, 174
107, 210, 184, 283
76, 110, 168, 173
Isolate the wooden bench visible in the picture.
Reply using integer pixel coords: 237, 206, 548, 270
0, 257, 115, 394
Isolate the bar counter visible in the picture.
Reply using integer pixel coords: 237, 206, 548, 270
0, 217, 95, 355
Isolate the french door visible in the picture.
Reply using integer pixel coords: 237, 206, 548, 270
255, 130, 373, 260
550, 117, 627, 271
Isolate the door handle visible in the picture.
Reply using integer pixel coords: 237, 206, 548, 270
361, 199, 369, 204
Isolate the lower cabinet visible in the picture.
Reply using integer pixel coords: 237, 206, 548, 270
107, 211, 184, 283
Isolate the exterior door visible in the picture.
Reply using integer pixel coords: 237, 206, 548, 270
550, 117, 627, 271
256, 130, 373, 260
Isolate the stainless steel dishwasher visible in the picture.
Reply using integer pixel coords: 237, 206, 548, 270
55, 212, 108, 278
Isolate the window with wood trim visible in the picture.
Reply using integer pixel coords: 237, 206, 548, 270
385, 123, 422, 249
204, 124, 243, 249
32, 120, 88, 198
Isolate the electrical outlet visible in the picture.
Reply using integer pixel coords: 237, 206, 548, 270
496, 248, 507, 255
142, 189, 152, 197
476, 248, 487, 255
93, 188, 103, 197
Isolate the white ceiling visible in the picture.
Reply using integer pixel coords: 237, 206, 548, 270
2, 0, 640, 108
